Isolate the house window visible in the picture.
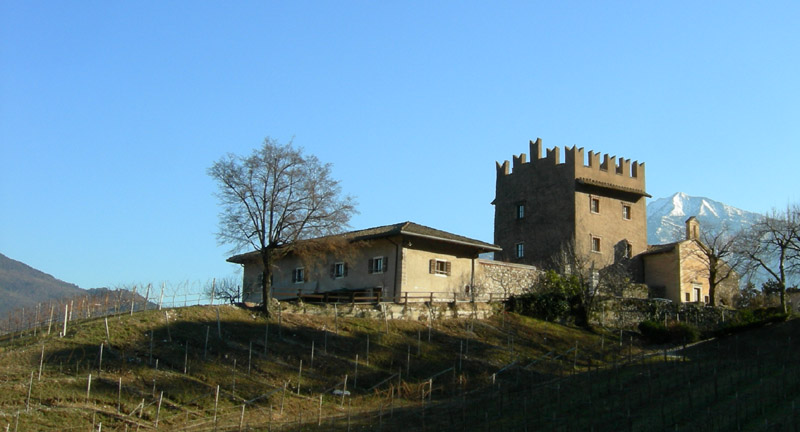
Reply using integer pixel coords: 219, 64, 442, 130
590, 197, 600, 214
515, 243, 524, 258
291, 267, 305, 284
622, 205, 631, 220
369, 256, 388, 274
685, 292, 691, 302
591, 236, 601, 253
516, 203, 525, 219
624, 242, 633, 259
429, 259, 451, 276
331, 262, 348, 279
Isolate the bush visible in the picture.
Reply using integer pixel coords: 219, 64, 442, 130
638, 320, 670, 344
638, 320, 700, 344
669, 322, 700, 344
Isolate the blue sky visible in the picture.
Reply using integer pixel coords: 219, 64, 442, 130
2, 1, 798, 290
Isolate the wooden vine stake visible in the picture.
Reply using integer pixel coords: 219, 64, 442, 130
38, 344, 44, 381
213, 385, 220, 426
26, 371, 33, 412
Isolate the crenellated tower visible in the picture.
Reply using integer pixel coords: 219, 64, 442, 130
493, 138, 649, 273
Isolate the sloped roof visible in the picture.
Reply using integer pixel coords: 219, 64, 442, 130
227, 221, 501, 263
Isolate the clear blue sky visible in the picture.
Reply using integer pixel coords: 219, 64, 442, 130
2, 1, 798, 290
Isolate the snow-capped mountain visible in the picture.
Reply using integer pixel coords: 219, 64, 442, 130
647, 192, 762, 245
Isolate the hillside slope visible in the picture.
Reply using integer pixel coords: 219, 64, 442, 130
0, 252, 84, 319
0, 305, 797, 431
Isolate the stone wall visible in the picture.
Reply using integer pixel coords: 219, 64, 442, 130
591, 296, 742, 330
277, 299, 500, 321
474, 259, 540, 298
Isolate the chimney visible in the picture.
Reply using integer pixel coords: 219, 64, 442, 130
685, 217, 699, 241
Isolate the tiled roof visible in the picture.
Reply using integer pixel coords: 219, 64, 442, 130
227, 221, 501, 263
575, 177, 652, 198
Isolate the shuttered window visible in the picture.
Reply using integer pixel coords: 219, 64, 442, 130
330, 262, 348, 279
368, 256, 388, 274
291, 267, 305, 284
429, 259, 451, 276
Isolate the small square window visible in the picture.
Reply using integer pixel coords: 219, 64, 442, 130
622, 205, 631, 220
332, 262, 347, 279
516, 204, 525, 219
369, 256, 387, 274
591, 237, 601, 253
590, 197, 600, 214
685, 292, 691, 302
515, 243, 524, 258
292, 267, 305, 284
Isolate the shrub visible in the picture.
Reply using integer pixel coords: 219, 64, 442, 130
669, 322, 700, 344
638, 320, 670, 344
639, 321, 700, 344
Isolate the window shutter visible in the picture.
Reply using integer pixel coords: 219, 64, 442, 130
330, 264, 335, 279
303, 269, 308, 282
343, 263, 348, 277
368, 258, 374, 274
291, 270, 297, 283
445, 261, 452, 276
382, 256, 388, 272
429, 259, 435, 274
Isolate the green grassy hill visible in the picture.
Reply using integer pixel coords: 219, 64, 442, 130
0, 304, 798, 431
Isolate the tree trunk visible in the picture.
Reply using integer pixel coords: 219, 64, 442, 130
260, 249, 273, 315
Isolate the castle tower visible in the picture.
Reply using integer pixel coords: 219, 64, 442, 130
492, 138, 649, 272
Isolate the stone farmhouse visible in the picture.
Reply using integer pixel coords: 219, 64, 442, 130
230, 137, 736, 306
229, 222, 539, 304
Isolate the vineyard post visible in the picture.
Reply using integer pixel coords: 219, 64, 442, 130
104, 317, 111, 343
341, 374, 348, 407
47, 304, 54, 335
117, 378, 122, 413
216, 306, 221, 338
26, 371, 33, 412
366, 335, 370, 365
129, 286, 136, 316
232, 359, 237, 397
280, 381, 287, 414
61, 304, 68, 337
310, 341, 315, 369
86, 373, 92, 403
354, 354, 359, 389
158, 283, 164, 311
213, 385, 220, 426
98, 343, 104, 375
239, 404, 246, 431
248, 341, 252, 375
37, 344, 44, 380
155, 391, 163, 428
204, 326, 210, 360
318, 394, 323, 426
297, 360, 303, 395
143, 284, 151, 312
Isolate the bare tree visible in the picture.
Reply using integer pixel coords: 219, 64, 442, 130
208, 138, 357, 314
203, 277, 241, 305
686, 226, 745, 306
737, 205, 800, 313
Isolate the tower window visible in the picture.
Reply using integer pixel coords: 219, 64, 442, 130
590, 197, 600, 214
591, 236, 601, 253
624, 242, 633, 258
516, 203, 525, 219
622, 205, 631, 220
515, 243, 524, 258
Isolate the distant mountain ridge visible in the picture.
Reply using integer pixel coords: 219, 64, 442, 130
0, 252, 85, 319
647, 192, 762, 245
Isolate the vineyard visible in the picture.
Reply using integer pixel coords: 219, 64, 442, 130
0, 301, 797, 431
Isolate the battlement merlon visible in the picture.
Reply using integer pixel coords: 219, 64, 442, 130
495, 139, 647, 191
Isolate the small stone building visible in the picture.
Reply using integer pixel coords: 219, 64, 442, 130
641, 217, 739, 305
228, 222, 539, 303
